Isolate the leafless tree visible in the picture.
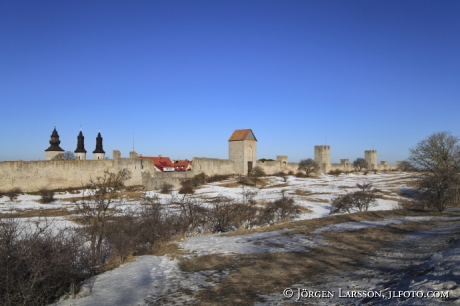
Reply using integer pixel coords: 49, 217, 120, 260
75, 169, 130, 270
353, 158, 367, 171
249, 166, 266, 186
408, 131, 460, 211
298, 158, 319, 177
397, 160, 413, 172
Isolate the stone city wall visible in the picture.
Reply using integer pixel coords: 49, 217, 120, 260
0, 158, 156, 192
191, 157, 235, 176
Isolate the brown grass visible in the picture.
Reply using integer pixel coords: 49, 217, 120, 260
264, 183, 289, 189
0, 208, 74, 219
178, 211, 460, 305
219, 181, 242, 188
303, 197, 329, 203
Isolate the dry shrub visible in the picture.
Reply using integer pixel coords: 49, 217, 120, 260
160, 182, 174, 194
4, 187, 22, 201
329, 169, 342, 176
0, 219, 90, 305
207, 174, 231, 183
295, 172, 306, 178
179, 180, 194, 194
287, 171, 294, 175
330, 183, 378, 214
259, 194, 300, 225
39, 188, 55, 203
237, 176, 252, 186
192, 172, 207, 186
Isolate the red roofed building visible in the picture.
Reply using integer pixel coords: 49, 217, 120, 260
139, 156, 175, 172
172, 159, 192, 171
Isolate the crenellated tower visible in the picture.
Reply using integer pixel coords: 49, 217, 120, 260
314, 145, 331, 174
364, 150, 377, 170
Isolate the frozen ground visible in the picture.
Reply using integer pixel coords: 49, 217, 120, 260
5, 172, 454, 305
258, 221, 460, 305
54, 216, 460, 306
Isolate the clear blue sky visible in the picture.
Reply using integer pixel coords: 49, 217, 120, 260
1, 1, 459, 163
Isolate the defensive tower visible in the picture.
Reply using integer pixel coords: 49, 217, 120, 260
364, 150, 377, 170
314, 145, 331, 174
228, 129, 257, 175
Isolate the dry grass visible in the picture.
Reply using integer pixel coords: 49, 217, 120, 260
119, 191, 144, 201
303, 197, 329, 203
264, 183, 289, 189
219, 181, 242, 188
0, 208, 74, 219
152, 241, 186, 257
178, 211, 460, 305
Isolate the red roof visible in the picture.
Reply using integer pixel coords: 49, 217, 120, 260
139, 156, 175, 172
173, 159, 192, 171
228, 129, 257, 141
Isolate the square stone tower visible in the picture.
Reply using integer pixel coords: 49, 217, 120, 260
314, 145, 331, 174
365, 150, 377, 170
228, 129, 257, 175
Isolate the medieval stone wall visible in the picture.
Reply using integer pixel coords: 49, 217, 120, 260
0, 158, 158, 192
191, 157, 235, 176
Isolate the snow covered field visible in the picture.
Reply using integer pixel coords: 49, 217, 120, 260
3, 172, 459, 305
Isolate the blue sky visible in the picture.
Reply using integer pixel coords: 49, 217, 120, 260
1, 1, 459, 163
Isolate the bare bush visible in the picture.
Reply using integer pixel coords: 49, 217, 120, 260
330, 183, 378, 214
233, 187, 260, 230
330, 193, 354, 214
136, 195, 183, 252
295, 172, 306, 178
237, 176, 252, 186
249, 166, 266, 186
39, 188, 55, 203
173, 194, 208, 235
207, 196, 238, 233
4, 188, 22, 201
207, 174, 231, 183
329, 169, 342, 176
0, 218, 89, 305
259, 194, 300, 225
273, 172, 288, 182
179, 179, 194, 194
192, 172, 207, 186
160, 182, 174, 194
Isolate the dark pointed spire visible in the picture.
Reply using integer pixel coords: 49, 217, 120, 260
75, 131, 87, 153
45, 127, 64, 152
93, 132, 105, 154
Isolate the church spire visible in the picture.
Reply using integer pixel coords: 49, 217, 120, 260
93, 131, 105, 160
45, 126, 64, 160
74, 129, 87, 160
